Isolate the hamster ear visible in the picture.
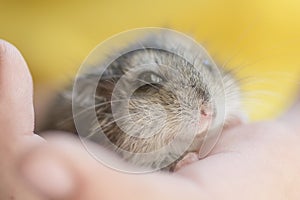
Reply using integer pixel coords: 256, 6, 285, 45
0, 40, 34, 136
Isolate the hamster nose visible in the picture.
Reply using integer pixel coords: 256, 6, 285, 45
200, 104, 214, 118
196, 104, 214, 132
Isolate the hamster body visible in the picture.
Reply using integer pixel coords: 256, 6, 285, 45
41, 31, 244, 171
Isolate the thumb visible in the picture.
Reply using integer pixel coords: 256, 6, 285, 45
0, 39, 34, 136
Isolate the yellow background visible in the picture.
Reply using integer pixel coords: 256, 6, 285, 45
1, 0, 300, 120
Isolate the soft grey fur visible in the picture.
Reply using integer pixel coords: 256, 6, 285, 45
41, 31, 244, 171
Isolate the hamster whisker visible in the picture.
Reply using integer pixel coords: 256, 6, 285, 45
99, 112, 142, 130
85, 113, 143, 139
57, 99, 132, 127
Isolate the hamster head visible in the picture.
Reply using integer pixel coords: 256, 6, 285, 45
78, 47, 243, 170
72, 31, 243, 168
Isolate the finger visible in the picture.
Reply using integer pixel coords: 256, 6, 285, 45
0, 39, 34, 136
19, 134, 206, 200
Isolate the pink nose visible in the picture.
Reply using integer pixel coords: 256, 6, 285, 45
197, 106, 213, 132
201, 109, 209, 117
200, 104, 213, 118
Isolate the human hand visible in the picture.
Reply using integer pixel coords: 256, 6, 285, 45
1, 39, 299, 200
0, 40, 44, 200
20, 109, 300, 200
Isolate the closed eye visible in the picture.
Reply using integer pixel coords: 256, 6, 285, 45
138, 71, 164, 84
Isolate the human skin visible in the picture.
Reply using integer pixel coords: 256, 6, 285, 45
0, 39, 299, 200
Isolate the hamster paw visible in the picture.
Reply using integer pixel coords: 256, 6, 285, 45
173, 152, 199, 172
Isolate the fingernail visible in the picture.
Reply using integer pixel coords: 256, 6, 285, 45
20, 151, 75, 199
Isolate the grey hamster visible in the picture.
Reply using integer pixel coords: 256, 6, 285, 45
41, 31, 245, 172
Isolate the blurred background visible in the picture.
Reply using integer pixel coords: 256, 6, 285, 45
1, 0, 300, 122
